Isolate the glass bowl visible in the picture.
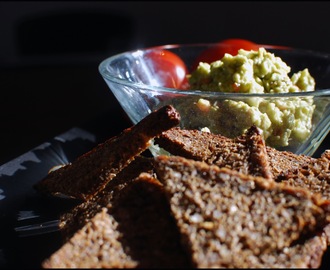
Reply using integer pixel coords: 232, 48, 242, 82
99, 43, 330, 156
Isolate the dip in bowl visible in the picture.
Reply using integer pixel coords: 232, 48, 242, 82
99, 41, 330, 156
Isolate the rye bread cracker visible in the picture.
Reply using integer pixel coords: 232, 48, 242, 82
153, 155, 330, 268
34, 105, 180, 201
42, 172, 191, 268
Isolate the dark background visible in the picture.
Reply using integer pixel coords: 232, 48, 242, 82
1, 1, 330, 165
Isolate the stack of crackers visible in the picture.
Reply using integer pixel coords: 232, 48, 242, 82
34, 105, 330, 268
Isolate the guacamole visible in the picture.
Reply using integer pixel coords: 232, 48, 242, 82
184, 47, 316, 148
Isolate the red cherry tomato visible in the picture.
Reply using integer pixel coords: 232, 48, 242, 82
143, 49, 187, 89
192, 39, 261, 70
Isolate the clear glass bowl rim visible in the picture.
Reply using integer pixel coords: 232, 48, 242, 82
98, 43, 330, 98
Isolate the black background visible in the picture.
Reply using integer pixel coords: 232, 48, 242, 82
1, 1, 330, 165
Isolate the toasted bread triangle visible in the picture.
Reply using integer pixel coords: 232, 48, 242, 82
42, 172, 191, 268
153, 155, 330, 268
34, 105, 180, 201
155, 125, 274, 179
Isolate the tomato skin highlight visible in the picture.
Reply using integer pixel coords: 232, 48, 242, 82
143, 49, 187, 89
192, 39, 261, 70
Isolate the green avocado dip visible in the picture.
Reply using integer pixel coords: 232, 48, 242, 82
182, 47, 316, 148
